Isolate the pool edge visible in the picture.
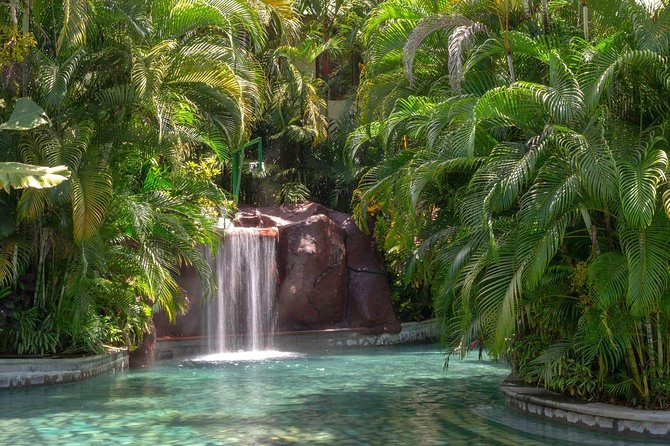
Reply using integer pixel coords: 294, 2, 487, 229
501, 377, 670, 439
0, 350, 128, 390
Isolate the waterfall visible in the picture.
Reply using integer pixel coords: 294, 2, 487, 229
206, 227, 277, 352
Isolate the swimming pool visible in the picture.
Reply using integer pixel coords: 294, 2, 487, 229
0, 345, 660, 445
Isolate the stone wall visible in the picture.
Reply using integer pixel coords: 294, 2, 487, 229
0, 351, 128, 390
502, 379, 670, 438
154, 319, 440, 360
154, 337, 208, 361
275, 318, 440, 350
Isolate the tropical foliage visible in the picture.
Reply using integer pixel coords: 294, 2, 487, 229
245, 0, 372, 208
0, 98, 70, 191
351, 0, 670, 407
0, 0, 364, 356
4, 0, 669, 412
0, 0, 288, 355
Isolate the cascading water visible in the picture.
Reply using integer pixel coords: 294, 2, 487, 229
205, 227, 278, 353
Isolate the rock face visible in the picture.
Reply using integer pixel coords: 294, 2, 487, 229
238, 202, 401, 334
276, 214, 348, 330
154, 265, 205, 338
340, 218, 399, 334
155, 202, 401, 339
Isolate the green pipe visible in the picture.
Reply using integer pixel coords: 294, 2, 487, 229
231, 137, 263, 204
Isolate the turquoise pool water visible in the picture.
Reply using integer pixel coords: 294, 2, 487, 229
0, 344, 662, 445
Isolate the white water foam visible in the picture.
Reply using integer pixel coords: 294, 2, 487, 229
193, 350, 302, 363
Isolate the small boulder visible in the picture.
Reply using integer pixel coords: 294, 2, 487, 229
128, 320, 156, 368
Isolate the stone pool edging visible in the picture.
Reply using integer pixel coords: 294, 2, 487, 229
0, 350, 128, 390
501, 378, 670, 438
155, 318, 440, 361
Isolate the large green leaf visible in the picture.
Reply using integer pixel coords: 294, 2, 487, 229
619, 148, 667, 228
0, 98, 50, 131
620, 215, 670, 316
70, 164, 112, 242
588, 251, 628, 309
0, 162, 71, 193
57, 0, 91, 55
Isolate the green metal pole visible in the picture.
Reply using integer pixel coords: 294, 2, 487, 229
231, 152, 239, 204
231, 137, 263, 205
235, 152, 243, 203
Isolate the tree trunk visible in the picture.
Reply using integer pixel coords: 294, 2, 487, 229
21, 0, 29, 34
9, 0, 18, 29
591, 224, 601, 255
657, 311, 664, 379
323, 18, 330, 78
34, 228, 47, 309
604, 205, 615, 250
582, 0, 589, 40
21, 0, 30, 95
128, 319, 156, 369
580, 208, 600, 256
523, 0, 531, 19
542, 0, 549, 35
646, 317, 656, 380
625, 338, 645, 400
506, 50, 516, 83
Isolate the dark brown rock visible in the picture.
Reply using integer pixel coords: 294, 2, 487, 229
154, 265, 204, 337
129, 319, 156, 368
238, 202, 400, 334
347, 271, 401, 334
339, 215, 400, 334
256, 202, 332, 227
157, 201, 401, 341
234, 206, 263, 227
276, 214, 348, 330
340, 217, 385, 272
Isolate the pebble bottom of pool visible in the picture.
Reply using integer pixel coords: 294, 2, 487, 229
0, 344, 663, 446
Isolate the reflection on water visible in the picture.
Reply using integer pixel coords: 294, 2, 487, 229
0, 345, 663, 445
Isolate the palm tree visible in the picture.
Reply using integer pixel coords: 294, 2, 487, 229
0, 0, 286, 355
351, 0, 670, 405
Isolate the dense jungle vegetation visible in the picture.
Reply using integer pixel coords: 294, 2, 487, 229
1, 0, 670, 408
